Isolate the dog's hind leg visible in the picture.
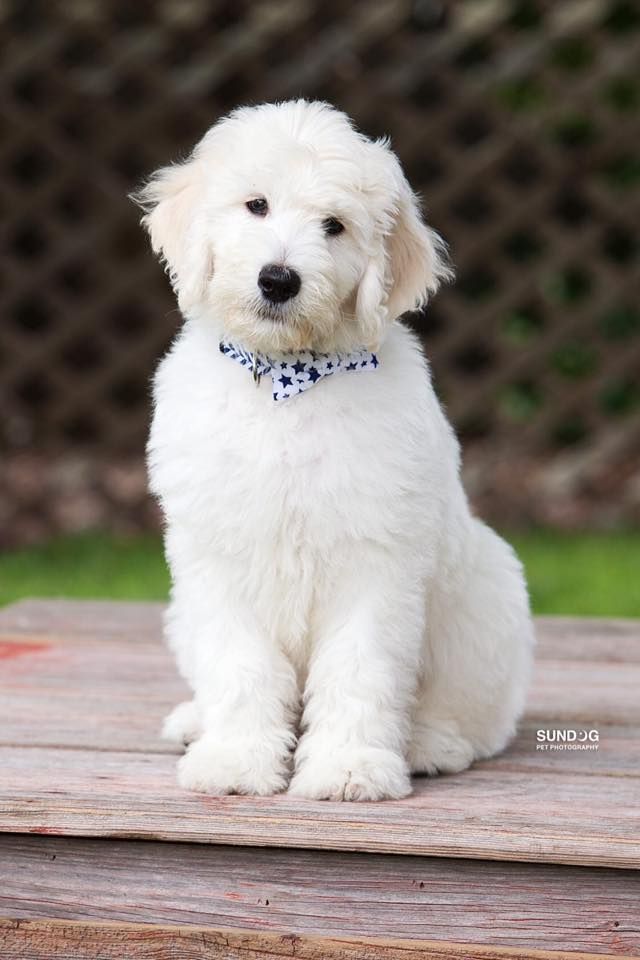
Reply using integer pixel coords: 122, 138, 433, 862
409, 519, 534, 776
409, 714, 476, 775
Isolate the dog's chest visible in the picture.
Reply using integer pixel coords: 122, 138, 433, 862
203, 394, 388, 547
152, 329, 438, 654
193, 396, 392, 657
153, 339, 433, 560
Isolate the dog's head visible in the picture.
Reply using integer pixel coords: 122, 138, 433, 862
134, 100, 451, 353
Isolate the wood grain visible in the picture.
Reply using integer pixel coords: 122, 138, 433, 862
0, 601, 639, 869
1, 743, 639, 867
1, 604, 639, 751
2, 600, 640, 659
1, 835, 639, 956
0, 599, 164, 643
4, 918, 636, 960
0, 631, 185, 753
534, 617, 640, 664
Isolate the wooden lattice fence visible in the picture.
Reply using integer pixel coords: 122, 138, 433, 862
0, 0, 639, 541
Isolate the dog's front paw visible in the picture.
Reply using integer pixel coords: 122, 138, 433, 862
161, 700, 203, 746
289, 746, 411, 801
177, 732, 290, 796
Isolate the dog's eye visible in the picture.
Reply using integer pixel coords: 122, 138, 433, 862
323, 217, 344, 236
246, 198, 268, 216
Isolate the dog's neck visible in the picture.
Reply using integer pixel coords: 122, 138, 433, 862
219, 338, 379, 402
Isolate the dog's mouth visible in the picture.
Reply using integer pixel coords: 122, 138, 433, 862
254, 300, 295, 325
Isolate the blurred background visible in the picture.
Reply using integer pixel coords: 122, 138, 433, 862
1, 0, 639, 613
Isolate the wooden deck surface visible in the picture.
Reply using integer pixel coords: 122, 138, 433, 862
0, 599, 639, 958
1, 600, 638, 868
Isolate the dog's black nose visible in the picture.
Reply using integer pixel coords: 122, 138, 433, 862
258, 264, 301, 304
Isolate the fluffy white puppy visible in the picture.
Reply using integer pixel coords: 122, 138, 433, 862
137, 100, 534, 801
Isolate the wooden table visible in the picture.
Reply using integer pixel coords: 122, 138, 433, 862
0, 599, 638, 959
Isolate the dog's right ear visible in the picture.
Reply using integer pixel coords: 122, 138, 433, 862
132, 157, 212, 313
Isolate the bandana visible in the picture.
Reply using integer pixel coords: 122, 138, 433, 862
219, 340, 379, 401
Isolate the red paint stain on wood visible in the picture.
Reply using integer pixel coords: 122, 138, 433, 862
0, 641, 49, 660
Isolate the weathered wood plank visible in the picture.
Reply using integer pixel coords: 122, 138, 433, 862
0, 599, 164, 643
0, 633, 185, 754
1, 610, 639, 752
526, 660, 640, 724
534, 616, 640, 663
3, 918, 634, 960
494, 723, 640, 775
1, 744, 639, 867
0, 600, 638, 868
1, 836, 639, 956
2, 600, 640, 661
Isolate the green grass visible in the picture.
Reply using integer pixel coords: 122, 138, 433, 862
0, 533, 169, 607
507, 530, 640, 617
0, 530, 639, 617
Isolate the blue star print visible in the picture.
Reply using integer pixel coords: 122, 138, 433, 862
220, 340, 379, 402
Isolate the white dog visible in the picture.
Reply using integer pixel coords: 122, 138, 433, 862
136, 100, 534, 801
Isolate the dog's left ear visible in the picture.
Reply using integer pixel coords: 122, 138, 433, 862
356, 144, 452, 347
132, 157, 212, 314
384, 156, 452, 321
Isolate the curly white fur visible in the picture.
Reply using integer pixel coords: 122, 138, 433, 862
136, 100, 534, 801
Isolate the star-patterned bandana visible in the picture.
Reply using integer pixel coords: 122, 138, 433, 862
219, 339, 379, 401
